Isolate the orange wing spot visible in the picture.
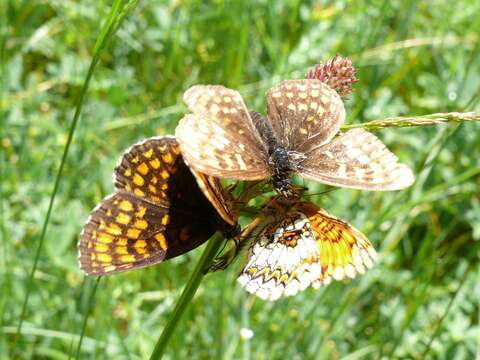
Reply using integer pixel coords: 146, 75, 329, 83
136, 206, 147, 218
133, 173, 145, 186
144, 148, 154, 158
155, 233, 168, 250
103, 265, 116, 273
91, 230, 97, 239
151, 176, 158, 184
135, 247, 147, 255
135, 240, 147, 248
119, 254, 136, 262
151, 195, 161, 203
134, 219, 148, 230
116, 246, 129, 255
179, 227, 190, 242
149, 158, 160, 169
161, 215, 170, 225
106, 223, 122, 236
162, 153, 173, 164
94, 243, 109, 252
149, 185, 157, 194
98, 233, 114, 244
106, 209, 113, 216
116, 212, 131, 225
246, 267, 257, 276
137, 162, 149, 175
131, 156, 140, 164
97, 253, 112, 263
116, 237, 128, 246
134, 188, 145, 197
161, 183, 168, 191
161, 170, 170, 179
119, 200, 133, 212
124, 168, 132, 177
127, 228, 141, 239
172, 146, 181, 155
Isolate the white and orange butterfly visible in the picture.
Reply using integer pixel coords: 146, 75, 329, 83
235, 197, 376, 301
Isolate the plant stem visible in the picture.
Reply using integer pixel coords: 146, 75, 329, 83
149, 233, 226, 360
12, 0, 138, 352
341, 112, 480, 131
75, 277, 102, 359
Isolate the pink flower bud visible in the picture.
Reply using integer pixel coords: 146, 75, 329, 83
306, 55, 358, 97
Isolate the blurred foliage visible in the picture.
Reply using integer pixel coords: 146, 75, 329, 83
1, 0, 480, 359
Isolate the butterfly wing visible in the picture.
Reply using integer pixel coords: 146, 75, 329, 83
296, 202, 377, 285
176, 85, 270, 180
191, 170, 237, 226
238, 212, 321, 301
78, 136, 232, 275
298, 129, 415, 190
78, 191, 219, 275
266, 79, 346, 152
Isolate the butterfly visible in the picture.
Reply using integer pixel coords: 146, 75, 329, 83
78, 136, 238, 276
236, 196, 376, 301
176, 79, 414, 197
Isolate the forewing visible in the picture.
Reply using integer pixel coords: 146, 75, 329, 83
191, 170, 237, 226
266, 79, 346, 152
296, 202, 377, 285
176, 85, 270, 180
114, 136, 180, 205
78, 192, 217, 275
79, 136, 233, 276
237, 213, 321, 301
299, 129, 415, 190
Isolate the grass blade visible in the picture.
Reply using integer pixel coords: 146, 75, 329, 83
75, 277, 102, 359
341, 112, 480, 131
149, 234, 226, 359
12, 0, 139, 353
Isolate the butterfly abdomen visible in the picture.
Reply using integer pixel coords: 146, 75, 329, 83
269, 147, 294, 197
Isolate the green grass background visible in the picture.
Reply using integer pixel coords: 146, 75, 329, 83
2, 0, 480, 358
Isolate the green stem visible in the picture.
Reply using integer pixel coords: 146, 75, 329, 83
12, 0, 138, 352
75, 277, 102, 359
421, 264, 472, 358
341, 111, 480, 132
149, 233, 226, 360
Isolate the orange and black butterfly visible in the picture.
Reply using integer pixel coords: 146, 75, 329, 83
78, 136, 238, 276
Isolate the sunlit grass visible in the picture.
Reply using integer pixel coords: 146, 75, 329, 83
2, 0, 480, 358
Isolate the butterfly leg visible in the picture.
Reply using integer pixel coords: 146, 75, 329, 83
208, 235, 251, 272
207, 216, 268, 273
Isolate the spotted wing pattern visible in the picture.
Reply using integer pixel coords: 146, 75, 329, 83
78, 136, 236, 275
176, 85, 270, 180
237, 212, 321, 301
299, 129, 415, 190
297, 202, 377, 286
266, 79, 346, 152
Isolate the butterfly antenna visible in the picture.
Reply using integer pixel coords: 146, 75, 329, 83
303, 187, 339, 197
